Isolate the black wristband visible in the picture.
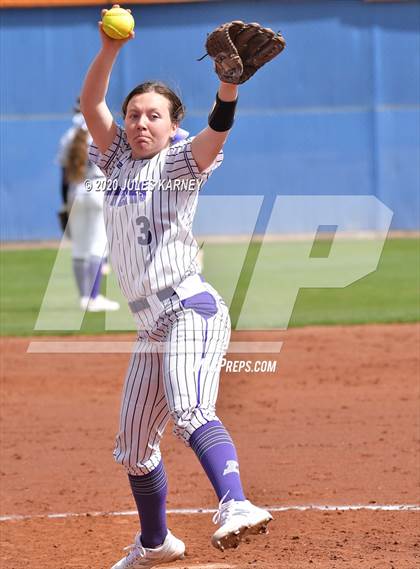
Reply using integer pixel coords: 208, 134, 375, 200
208, 93, 238, 132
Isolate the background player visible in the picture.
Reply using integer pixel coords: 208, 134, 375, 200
60, 113, 120, 311
80, 7, 284, 568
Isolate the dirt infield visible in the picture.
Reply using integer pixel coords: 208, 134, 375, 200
1, 324, 419, 568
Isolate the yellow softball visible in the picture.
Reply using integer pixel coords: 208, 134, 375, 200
102, 7, 135, 40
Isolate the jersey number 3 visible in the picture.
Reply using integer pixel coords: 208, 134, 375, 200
136, 216, 152, 245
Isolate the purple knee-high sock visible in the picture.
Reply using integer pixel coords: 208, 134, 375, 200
189, 420, 246, 502
128, 461, 168, 548
88, 256, 102, 299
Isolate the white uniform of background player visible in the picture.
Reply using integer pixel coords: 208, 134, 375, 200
57, 113, 119, 311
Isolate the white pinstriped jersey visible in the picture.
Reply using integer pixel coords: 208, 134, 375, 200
89, 126, 223, 301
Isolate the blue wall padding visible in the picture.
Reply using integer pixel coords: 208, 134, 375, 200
0, 1, 419, 239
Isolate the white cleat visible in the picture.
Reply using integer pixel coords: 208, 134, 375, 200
211, 495, 273, 551
111, 530, 185, 568
85, 294, 120, 312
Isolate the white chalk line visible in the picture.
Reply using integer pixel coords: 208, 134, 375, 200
160, 565, 235, 569
1, 504, 419, 523
161, 565, 235, 569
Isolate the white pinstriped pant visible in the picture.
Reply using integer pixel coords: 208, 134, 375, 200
114, 283, 231, 476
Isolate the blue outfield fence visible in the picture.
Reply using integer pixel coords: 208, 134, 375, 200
0, 0, 419, 240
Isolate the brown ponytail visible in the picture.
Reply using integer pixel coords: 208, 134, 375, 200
65, 128, 88, 183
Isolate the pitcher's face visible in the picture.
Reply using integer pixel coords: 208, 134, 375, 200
125, 92, 178, 159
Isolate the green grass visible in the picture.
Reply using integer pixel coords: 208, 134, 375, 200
0, 248, 110, 336
0, 237, 419, 335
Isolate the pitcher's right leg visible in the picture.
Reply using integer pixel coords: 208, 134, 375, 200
113, 347, 185, 566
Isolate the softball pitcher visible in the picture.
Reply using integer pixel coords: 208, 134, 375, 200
80, 7, 285, 568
